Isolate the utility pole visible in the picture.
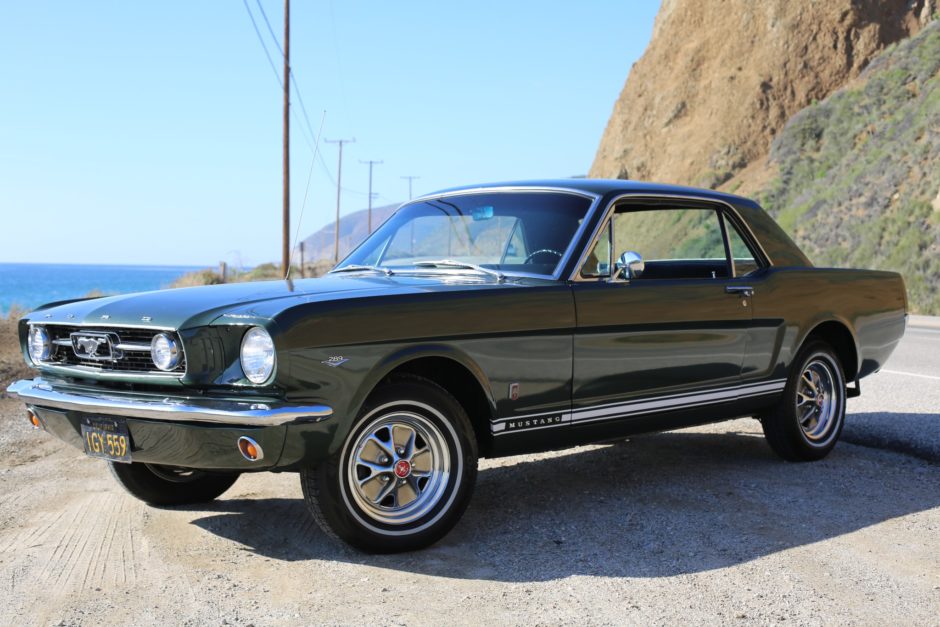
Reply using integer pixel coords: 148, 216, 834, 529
326, 138, 355, 262
360, 159, 383, 233
401, 175, 420, 200
281, 0, 290, 278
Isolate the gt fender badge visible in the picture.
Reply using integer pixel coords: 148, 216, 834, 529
322, 356, 349, 368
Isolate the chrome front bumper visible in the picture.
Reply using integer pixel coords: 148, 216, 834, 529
6, 378, 333, 427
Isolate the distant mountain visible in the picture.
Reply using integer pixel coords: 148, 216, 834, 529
296, 203, 399, 263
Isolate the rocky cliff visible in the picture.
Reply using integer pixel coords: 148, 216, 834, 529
761, 20, 940, 314
590, 0, 932, 187
591, 0, 940, 313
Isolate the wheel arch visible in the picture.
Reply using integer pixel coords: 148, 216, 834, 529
798, 319, 860, 380
350, 346, 497, 457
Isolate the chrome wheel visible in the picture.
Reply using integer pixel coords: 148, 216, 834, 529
346, 411, 451, 526
796, 358, 839, 442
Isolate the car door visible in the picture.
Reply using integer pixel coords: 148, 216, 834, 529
570, 200, 754, 428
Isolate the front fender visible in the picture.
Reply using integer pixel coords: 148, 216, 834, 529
282, 341, 497, 460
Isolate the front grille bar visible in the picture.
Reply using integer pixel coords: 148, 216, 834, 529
33, 325, 186, 376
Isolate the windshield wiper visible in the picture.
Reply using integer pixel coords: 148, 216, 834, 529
411, 259, 505, 282
329, 264, 393, 276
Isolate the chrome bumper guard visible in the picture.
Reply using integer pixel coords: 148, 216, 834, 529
6, 378, 333, 427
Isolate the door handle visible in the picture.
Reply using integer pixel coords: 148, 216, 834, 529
725, 286, 754, 297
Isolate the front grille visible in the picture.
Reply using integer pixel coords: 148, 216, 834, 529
41, 325, 186, 376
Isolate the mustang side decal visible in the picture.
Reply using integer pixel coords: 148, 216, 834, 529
491, 379, 787, 435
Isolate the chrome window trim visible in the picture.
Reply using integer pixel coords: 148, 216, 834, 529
337, 186, 603, 282
569, 192, 773, 282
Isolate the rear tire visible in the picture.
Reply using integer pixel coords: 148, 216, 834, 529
301, 375, 478, 553
109, 462, 239, 506
760, 341, 846, 461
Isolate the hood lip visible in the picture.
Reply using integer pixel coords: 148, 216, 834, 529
25, 318, 178, 331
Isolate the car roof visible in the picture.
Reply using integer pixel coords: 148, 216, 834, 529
415, 178, 758, 208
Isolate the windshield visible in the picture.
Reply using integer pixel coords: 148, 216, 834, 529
336, 191, 593, 277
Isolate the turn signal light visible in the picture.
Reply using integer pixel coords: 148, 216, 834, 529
27, 410, 41, 429
237, 436, 263, 462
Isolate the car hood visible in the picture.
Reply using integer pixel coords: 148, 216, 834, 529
26, 273, 546, 330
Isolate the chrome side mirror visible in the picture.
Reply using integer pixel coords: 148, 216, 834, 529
615, 251, 644, 279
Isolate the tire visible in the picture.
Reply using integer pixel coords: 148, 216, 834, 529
109, 462, 239, 506
760, 341, 847, 462
301, 375, 478, 553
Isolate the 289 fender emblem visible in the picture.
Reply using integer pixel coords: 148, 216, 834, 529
322, 356, 349, 368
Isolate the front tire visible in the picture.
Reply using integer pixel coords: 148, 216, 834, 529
760, 341, 846, 461
109, 462, 239, 506
301, 375, 478, 553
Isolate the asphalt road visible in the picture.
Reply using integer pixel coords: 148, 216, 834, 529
842, 325, 940, 461
0, 327, 937, 625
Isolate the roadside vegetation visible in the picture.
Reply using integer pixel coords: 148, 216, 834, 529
760, 20, 940, 314
0, 307, 30, 391
169, 260, 334, 288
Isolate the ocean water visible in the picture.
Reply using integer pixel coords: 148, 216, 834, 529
0, 263, 206, 316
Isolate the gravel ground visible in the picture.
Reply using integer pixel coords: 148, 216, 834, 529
0, 328, 937, 626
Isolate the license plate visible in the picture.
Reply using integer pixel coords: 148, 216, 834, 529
80, 417, 132, 463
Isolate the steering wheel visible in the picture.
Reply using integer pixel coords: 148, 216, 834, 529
523, 249, 563, 264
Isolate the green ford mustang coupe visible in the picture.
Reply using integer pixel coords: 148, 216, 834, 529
8, 180, 907, 552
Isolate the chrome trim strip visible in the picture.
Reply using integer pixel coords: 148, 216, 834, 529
410, 185, 600, 204
569, 192, 773, 282
114, 342, 152, 352
491, 379, 786, 435
6, 378, 333, 427
32, 362, 185, 380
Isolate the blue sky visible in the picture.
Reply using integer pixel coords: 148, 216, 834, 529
0, 1, 659, 267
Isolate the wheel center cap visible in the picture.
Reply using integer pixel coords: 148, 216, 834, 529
394, 459, 412, 478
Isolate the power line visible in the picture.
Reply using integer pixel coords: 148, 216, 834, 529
241, 0, 282, 88
253, 0, 284, 57
241, 1, 373, 204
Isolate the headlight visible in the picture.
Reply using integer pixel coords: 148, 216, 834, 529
28, 326, 51, 362
150, 333, 181, 371
240, 327, 275, 384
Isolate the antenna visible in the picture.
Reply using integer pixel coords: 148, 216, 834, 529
281, 0, 290, 278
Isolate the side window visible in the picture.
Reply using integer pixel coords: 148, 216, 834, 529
580, 221, 611, 279
611, 207, 730, 280
724, 218, 761, 276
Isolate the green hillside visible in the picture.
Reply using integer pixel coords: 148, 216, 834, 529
760, 20, 940, 314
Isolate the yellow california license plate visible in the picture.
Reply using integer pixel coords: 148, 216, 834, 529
80, 417, 132, 463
